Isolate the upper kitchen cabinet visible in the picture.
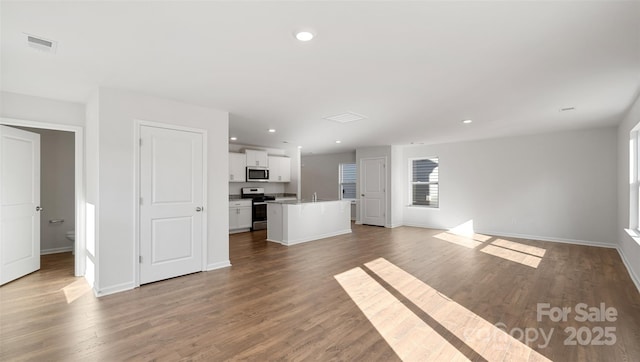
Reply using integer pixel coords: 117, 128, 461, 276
229, 152, 246, 182
268, 156, 291, 182
245, 149, 268, 168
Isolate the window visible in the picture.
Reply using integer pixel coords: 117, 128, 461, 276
410, 157, 439, 207
629, 124, 640, 245
339, 163, 357, 200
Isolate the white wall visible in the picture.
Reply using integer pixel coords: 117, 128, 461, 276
391, 145, 404, 227
617, 93, 640, 290
14, 127, 75, 254
87, 88, 229, 296
85, 90, 99, 287
302, 151, 357, 219
402, 127, 618, 246
301, 151, 356, 200
0, 91, 85, 126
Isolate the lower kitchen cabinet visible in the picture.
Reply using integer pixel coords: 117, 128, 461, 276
229, 200, 252, 232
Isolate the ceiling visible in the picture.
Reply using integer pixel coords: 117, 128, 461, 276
2, 1, 639, 154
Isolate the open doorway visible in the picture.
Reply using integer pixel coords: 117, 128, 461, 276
13, 127, 75, 266
0, 118, 85, 280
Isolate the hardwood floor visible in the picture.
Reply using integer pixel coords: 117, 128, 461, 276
1, 225, 639, 361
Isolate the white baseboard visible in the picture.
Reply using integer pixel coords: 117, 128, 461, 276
229, 228, 250, 234
94, 281, 136, 297
476, 230, 617, 249
402, 222, 616, 249
206, 260, 232, 271
617, 247, 640, 294
277, 229, 352, 246
41, 246, 73, 255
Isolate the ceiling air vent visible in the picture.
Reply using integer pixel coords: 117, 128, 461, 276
324, 112, 367, 123
24, 33, 57, 53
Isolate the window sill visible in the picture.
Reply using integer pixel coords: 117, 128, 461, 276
407, 205, 440, 210
624, 228, 640, 247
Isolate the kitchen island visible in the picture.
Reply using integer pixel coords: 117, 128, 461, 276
267, 199, 352, 246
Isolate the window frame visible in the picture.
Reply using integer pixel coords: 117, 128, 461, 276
339, 162, 357, 201
630, 127, 640, 234
408, 156, 440, 209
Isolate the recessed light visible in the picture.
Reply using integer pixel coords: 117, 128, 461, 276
268, 129, 276, 133
298, 146, 303, 149
295, 31, 314, 42
230, 137, 237, 141
462, 119, 473, 124
335, 140, 341, 144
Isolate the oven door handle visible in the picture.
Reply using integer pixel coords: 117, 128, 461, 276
253, 202, 268, 205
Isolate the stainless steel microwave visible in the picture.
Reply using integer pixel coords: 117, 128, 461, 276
246, 167, 269, 182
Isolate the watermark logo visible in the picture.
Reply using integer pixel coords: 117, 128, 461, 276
463, 321, 554, 349
537, 303, 617, 346
463, 302, 617, 348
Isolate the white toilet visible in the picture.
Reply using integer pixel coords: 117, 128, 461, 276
66, 230, 75, 254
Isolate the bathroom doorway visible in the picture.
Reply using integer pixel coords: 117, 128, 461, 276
0, 118, 85, 279
13, 127, 75, 265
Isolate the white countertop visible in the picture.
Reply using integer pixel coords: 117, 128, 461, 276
268, 199, 348, 205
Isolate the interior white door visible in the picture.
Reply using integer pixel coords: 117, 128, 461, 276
139, 125, 204, 284
360, 157, 386, 227
0, 125, 41, 285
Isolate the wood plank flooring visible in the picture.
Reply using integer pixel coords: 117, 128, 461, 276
1, 225, 639, 361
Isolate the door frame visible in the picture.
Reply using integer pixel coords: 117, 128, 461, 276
359, 156, 388, 227
0, 117, 86, 277
133, 119, 208, 287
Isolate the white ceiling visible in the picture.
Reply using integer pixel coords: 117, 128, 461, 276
2, 1, 639, 154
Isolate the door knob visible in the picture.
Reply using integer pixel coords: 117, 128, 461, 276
361, 194, 365, 197
196, 207, 203, 212
36, 206, 43, 212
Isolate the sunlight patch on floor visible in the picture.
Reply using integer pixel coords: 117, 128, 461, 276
448, 220, 492, 242
62, 278, 92, 304
334, 267, 470, 361
491, 239, 546, 257
434, 220, 493, 249
362, 258, 551, 362
480, 245, 542, 268
433, 232, 484, 249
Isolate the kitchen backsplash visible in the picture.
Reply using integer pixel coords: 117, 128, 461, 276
228, 182, 285, 195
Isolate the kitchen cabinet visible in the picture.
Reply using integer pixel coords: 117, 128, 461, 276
229, 200, 252, 231
229, 152, 246, 182
245, 149, 268, 168
268, 156, 291, 182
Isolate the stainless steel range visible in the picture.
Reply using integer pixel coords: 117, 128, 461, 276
241, 187, 275, 231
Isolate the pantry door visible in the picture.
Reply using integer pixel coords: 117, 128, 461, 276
139, 125, 204, 284
0, 125, 41, 285
360, 157, 386, 227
